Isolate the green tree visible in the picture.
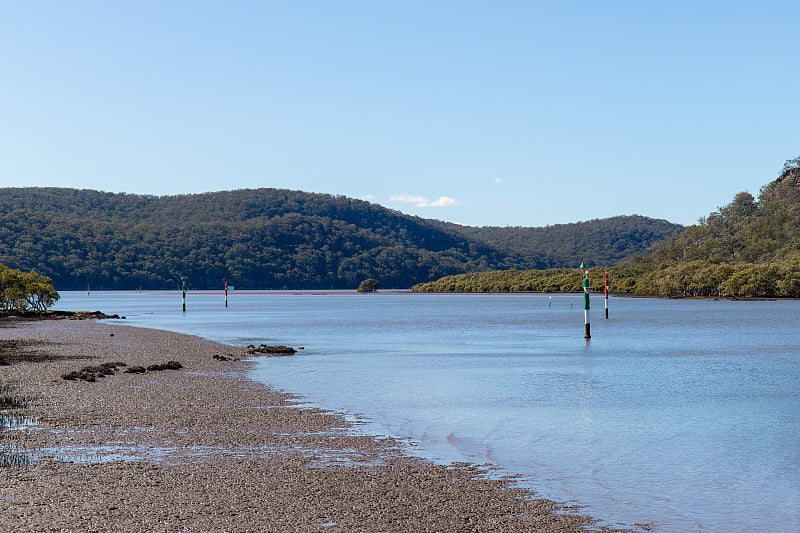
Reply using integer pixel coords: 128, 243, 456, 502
0, 264, 59, 311
22, 271, 60, 310
358, 278, 380, 293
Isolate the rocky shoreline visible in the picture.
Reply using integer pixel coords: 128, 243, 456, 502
0, 319, 628, 532
0, 310, 124, 321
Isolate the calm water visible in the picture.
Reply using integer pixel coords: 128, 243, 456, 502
54, 291, 800, 532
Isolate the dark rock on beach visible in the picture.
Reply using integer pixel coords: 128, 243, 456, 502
63, 360, 183, 379
246, 344, 297, 356
213, 354, 241, 361
61, 362, 128, 382
146, 361, 182, 372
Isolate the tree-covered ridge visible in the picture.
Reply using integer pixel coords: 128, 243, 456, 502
442, 215, 682, 269
647, 158, 800, 266
0, 187, 488, 251
0, 188, 505, 290
416, 155, 800, 298
0, 187, 679, 290
621, 156, 800, 297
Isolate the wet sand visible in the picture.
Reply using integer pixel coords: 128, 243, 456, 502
0, 318, 624, 532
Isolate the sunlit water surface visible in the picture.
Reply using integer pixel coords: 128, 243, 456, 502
54, 291, 800, 532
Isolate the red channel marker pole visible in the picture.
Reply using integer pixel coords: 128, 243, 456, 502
604, 272, 609, 319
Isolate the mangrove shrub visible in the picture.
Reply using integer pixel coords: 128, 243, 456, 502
0, 264, 59, 311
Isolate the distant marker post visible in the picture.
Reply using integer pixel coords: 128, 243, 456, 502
181, 277, 186, 313
224, 278, 228, 308
581, 262, 591, 339
604, 271, 609, 319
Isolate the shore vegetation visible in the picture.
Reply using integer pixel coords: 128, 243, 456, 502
0, 264, 59, 311
357, 278, 380, 293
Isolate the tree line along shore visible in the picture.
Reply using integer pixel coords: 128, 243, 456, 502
411, 259, 800, 299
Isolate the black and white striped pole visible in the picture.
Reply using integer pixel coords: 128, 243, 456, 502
181, 277, 186, 313
581, 262, 591, 339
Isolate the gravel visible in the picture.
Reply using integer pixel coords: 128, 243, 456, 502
0, 319, 625, 532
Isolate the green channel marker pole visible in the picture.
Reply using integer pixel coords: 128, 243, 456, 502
181, 277, 186, 313
581, 262, 591, 339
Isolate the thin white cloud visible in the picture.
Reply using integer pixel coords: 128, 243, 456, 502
390, 194, 428, 205
389, 194, 462, 208
427, 196, 461, 207
493, 177, 503, 184
361, 194, 376, 202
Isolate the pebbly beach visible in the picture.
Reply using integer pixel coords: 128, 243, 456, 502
0, 317, 623, 532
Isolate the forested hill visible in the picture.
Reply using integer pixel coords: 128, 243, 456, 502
0, 187, 680, 290
0, 187, 502, 290
645, 156, 800, 266
441, 215, 682, 269
607, 156, 800, 297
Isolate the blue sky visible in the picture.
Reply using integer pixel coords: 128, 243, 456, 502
1, 1, 798, 227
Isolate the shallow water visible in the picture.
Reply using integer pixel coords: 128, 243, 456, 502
54, 291, 800, 532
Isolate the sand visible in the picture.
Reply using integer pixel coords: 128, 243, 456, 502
0, 318, 625, 532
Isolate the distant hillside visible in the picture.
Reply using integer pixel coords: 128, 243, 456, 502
646, 156, 800, 266
441, 215, 683, 269
621, 155, 800, 297
0, 187, 679, 290
0, 187, 504, 290
416, 155, 800, 298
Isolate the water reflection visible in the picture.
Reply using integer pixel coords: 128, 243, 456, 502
1, 382, 35, 468
0, 448, 33, 467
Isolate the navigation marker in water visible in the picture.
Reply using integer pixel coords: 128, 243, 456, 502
181, 276, 186, 312
604, 271, 609, 319
581, 262, 591, 339
224, 278, 228, 308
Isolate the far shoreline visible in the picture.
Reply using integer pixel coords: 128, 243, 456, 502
51, 287, 798, 301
